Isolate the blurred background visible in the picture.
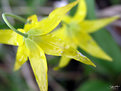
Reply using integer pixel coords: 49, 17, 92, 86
0, 0, 121, 91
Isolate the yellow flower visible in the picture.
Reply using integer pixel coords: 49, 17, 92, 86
0, 0, 95, 91
53, 0, 119, 70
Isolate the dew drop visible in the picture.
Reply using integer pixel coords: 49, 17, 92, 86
61, 51, 63, 54
17, 42, 19, 45
78, 52, 85, 57
19, 56, 24, 62
19, 59, 22, 62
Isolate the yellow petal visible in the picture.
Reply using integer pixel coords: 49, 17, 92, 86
31, 34, 64, 56
14, 42, 29, 71
25, 38, 48, 91
54, 56, 71, 70
24, 15, 38, 32
73, 0, 86, 22
30, 32, 75, 56
30, 32, 95, 67
63, 15, 72, 23
0, 29, 18, 46
28, 0, 79, 36
16, 29, 25, 46
52, 25, 66, 40
80, 16, 119, 33
27, 14, 38, 23
62, 45, 96, 67
52, 25, 77, 47
77, 32, 112, 61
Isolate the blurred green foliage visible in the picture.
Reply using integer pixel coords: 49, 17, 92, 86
25, 0, 48, 14
110, 0, 121, 5
25, 0, 47, 6
76, 80, 111, 91
0, 70, 31, 91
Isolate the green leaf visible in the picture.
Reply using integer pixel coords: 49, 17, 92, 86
76, 80, 111, 91
85, 0, 96, 19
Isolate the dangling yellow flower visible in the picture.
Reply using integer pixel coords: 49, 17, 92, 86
53, 0, 119, 70
0, 0, 95, 91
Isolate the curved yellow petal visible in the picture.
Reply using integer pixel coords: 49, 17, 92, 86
0, 29, 18, 46
28, 0, 79, 36
62, 45, 96, 67
31, 34, 64, 56
77, 32, 112, 61
27, 15, 38, 23
80, 16, 119, 33
54, 56, 71, 70
52, 25, 77, 47
25, 38, 48, 91
24, 15, 38, 32
52, 26, 66, 41
73, 0, 86, 22
30, 32, 95, 67
14, 42, 29, 71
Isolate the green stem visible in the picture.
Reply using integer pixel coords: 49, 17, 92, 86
2, 13, 28, 38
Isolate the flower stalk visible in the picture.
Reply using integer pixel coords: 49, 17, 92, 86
2, 13, 28, 38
